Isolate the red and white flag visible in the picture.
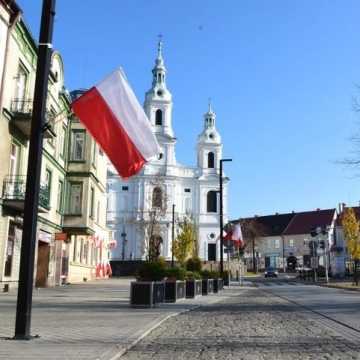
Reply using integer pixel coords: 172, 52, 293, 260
72, 69, 160, 178
231, 223, 244, 248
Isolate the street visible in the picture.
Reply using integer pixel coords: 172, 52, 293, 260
0, 278, 360, 359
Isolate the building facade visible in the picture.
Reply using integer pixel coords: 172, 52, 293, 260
107, 41, 229, 264
0, 3, 111, 290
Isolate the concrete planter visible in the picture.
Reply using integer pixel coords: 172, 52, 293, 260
164, 280, 186, 303
130, 281, 165, 308
202, 279, 214, 295
213, 278, 223, 293
186, 279, 202, 298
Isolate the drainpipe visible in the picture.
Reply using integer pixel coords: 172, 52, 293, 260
0, 7, 22, 110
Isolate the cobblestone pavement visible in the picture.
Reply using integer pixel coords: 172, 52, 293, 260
122, 288, 360, 360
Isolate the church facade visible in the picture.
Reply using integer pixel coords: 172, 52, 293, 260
107, 42, 229, 262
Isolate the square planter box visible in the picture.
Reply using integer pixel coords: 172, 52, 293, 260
223, 276, 230, 286
165, 280, 186, 303
202, 279, 214, 295
186, 279, 202, 298
213, 278, 223, 293
130, 281, 165, 308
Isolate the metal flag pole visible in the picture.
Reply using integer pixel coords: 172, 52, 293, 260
171, 204, 175, 267
14, 0, 56, 340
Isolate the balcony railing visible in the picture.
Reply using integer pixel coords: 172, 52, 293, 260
9, 99, 56, 139
2, 175, 50, 210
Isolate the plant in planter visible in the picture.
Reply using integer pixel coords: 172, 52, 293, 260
130, 260, 166, 308
222, 270, 231, 286
186, 257, 202, 272
164, 267, 186, 302
185, 271, 202, 298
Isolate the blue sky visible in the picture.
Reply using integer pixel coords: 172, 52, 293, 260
18, 0, 360, 218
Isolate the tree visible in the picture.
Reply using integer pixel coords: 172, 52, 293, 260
239, 218, 265, 273
173, 216, 197, 266
342, 207, 360, 285
131, 175, 169, 262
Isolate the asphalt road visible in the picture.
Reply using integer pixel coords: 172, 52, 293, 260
248, 275, 360, 338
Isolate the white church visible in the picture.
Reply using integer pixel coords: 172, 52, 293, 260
107, 41, 229, 263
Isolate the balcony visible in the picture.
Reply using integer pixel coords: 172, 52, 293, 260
1, 175, 50, 213
9, 99, 56, 139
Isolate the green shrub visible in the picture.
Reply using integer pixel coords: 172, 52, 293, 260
200, 269, 211, 279
165, 267, 186, 281
186, 257, 202, 272
136, 261, 166, 281
185, 271, 202, 280
209, 270, 220, 279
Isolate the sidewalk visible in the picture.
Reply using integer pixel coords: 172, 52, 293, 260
0, 278, 243, 360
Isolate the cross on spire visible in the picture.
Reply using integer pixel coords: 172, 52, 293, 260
157, 34, 163, 58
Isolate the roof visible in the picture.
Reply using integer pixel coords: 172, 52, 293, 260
234, 212, 296, 237
283, 209, 336, 235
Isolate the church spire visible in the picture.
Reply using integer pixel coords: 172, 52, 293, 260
152, 36, 167, 88
204, 99, 216, 129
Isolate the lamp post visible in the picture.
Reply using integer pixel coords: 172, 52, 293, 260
171, 204, 175, 267
121, 230, 127, 260
219, 158, 232, 275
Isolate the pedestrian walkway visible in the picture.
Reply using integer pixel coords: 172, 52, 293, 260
0, 278, 242, 360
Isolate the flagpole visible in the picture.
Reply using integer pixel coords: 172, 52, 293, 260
14, 0, 56, 339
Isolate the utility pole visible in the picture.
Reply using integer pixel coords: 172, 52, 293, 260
219, 158, 232, 275
171, 204, 175, 267
14, 0, 56, 340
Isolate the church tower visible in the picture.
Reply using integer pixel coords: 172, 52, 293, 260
197, 102, 222, 174
144, 40, 176, 168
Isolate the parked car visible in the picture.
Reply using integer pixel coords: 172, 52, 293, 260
264, 267, 278, 278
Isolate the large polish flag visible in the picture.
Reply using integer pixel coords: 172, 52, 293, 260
71, 69, 160, 178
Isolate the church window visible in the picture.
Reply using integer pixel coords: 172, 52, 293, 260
158, 153, 163, 160
152, 187, 163, 208
184, 188, 191, 193
155, 109, 163, 126
207, 190, 217, 213
122, 186, 129, 191
208, 152, 215, 168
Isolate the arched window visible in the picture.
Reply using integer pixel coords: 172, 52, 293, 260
152, 187, 162, 208
208, 152, 215, 168
155, 109, 162, 126
207, 191, 217, 213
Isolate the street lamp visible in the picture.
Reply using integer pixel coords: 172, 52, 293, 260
219, 158, 232, 275
121, 230, 127, 260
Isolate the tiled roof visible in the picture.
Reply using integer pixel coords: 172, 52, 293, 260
234, 213, 296, 237
282, 209, 336, 235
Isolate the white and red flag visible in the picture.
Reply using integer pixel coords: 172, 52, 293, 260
72, 69, 160, 178
231, 223, 244, 249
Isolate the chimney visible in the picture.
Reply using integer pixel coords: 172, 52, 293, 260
316, 208, 320, 211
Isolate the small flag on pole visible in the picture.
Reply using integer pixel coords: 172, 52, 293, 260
71, 69, 160, 178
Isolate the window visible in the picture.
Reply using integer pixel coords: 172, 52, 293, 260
208, 152, 215, 168
92, 142, 97, 167
275, 239, 280, 249
69, 183, 82, 214
152, 187, 163, 208
122, 186, 129, 191
4, 223, 15, 277
155, 109, 162, 126
44, 169, 52, 201
96, 200, 100, 223
184, 188, 191, 193
207, 191, 217, 213
90, 187, 95, 218
289, 239, 294, 248
14, 65, 27, 104
57, 180, 64, 213
59, 125, 66, 158
47, 107, 56, 146
71, 130, 85, 161
9, 142, 20, 176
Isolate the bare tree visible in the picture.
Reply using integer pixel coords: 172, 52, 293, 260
239, 218, 266, 273
133, 175, 169, 261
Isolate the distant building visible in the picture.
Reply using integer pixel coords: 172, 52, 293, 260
236, 208, 340, 275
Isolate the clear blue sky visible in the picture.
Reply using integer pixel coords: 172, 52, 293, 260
18, 0, 360, 219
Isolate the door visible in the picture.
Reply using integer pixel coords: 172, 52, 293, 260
208, 243, 216, 261
36, 241, 50, 287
